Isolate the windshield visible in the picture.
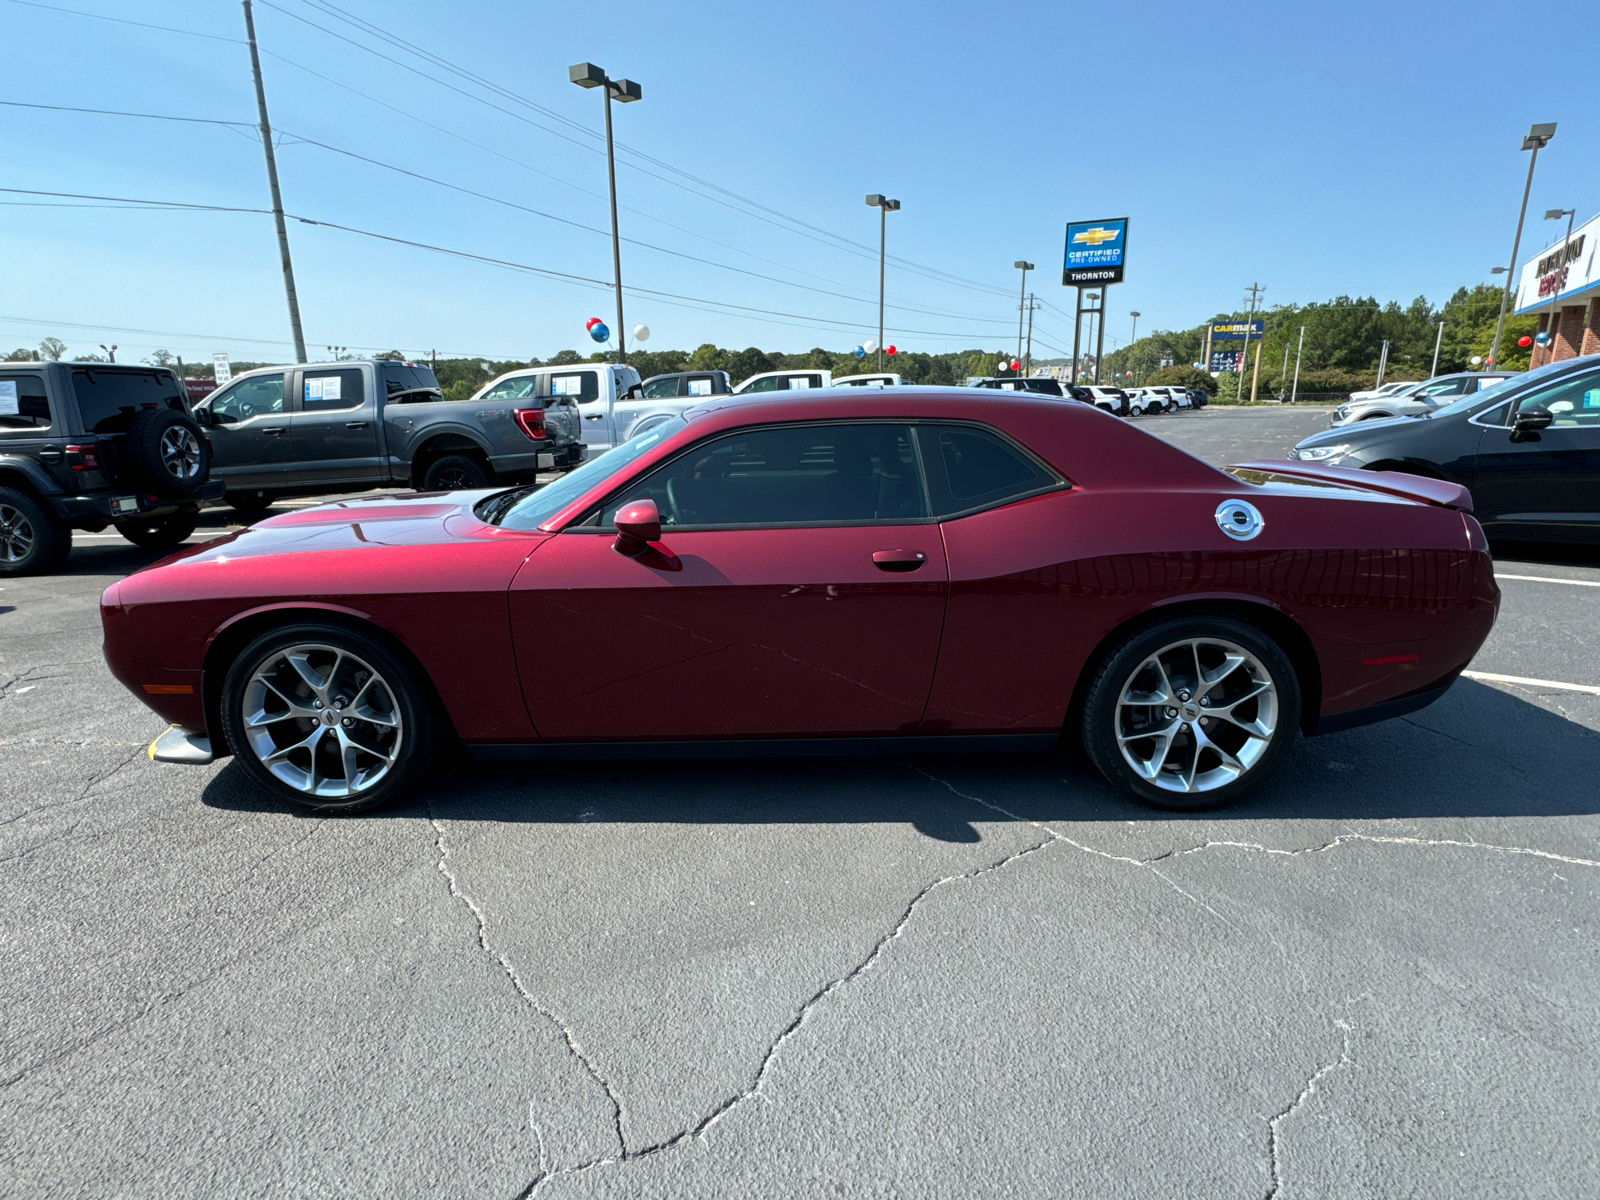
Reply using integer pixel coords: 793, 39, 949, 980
477, 416, 687, 529
1427, 360, 1578, 420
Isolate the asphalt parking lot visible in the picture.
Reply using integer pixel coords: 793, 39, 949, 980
4, 404, 1598, 1198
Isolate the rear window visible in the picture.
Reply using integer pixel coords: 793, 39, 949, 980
0, 373, 51, 432
70, 368, 185, 434
917, 423, 1061, 517
381, 362, 439, 395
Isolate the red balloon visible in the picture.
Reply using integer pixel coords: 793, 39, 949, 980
585, 317, 602, 330
1517, 335, 1533, 348
885, 345, 897, 356
1010, 359, 1020, 371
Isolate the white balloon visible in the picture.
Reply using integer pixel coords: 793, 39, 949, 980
863, 339, 878, 354
1470, 356, 1483, 366
633, 324, 650, 343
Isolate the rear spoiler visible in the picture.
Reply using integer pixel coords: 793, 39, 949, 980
1229, 460, 1473, 512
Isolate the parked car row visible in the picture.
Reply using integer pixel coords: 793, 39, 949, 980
1328, 372, 1511, 427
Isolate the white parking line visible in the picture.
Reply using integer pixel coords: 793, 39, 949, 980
1496, 573, 1600, 588
1462, 670, 1600, 696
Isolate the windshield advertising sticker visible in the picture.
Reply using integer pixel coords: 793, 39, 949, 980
1064, 218, 1128, 285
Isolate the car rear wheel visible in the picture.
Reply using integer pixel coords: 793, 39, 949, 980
116, 511, 198, 550
1081, 616, 1300, 810
422, 454, 491, 492
0, 486, 70, 576
220, 623, 438, 814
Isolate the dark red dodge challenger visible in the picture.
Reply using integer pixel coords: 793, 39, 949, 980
102, 389, 1498, 813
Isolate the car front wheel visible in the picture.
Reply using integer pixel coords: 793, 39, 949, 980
220, 622, 438, 813
1081, 616, 1301, 810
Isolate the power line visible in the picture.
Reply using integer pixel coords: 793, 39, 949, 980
0, 99, 254, 128
3, 0, 243, 43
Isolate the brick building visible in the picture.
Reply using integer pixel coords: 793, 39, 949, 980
1514, 210, 1600, 367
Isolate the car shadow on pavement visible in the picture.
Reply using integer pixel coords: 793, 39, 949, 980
199, 680, 1600, 840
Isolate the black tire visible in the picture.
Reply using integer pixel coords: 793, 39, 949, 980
1080, 614, 1301, 811
116, 511, 198, 550
220, 622, 439, 814
0, 486, 71, 576
421, 454, 491, 492
226, 490, 276, 514
123, 408, 210, 499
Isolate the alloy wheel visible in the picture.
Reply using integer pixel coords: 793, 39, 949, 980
239, 643, 403, 798
436, 467, 473, 490
1113, 637, 1278, 794
160, 426, 202, 481
0, 503, 36, 563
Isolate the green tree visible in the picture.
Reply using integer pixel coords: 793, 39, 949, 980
548, 349, 585, 365
1146, 364, 1217, 394
38, 337, 66, 361
5, 348, 34, 362
688, 343, 728, 371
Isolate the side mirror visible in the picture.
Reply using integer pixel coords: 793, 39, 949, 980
1510, 406, 1553, 441
613, 498, 661, 557
192, 406, 214, 427
624, 384, 643, 400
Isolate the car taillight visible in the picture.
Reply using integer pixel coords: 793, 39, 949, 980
513, 407, 547, 442
65, 443, 100, 471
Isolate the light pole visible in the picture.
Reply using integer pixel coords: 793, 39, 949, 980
1537, 207, 1577, 364
99, 344, 117, 362
866, 195, 900, 371
570, 63, 642, 366
1013, 260, 1033, 370
1429, 321, 1445, 377
1128, 311, 1140, 383
1290, 326, 1305, 404
1488, 122, 1556, 369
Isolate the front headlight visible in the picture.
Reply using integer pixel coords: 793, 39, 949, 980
1294, 443, 1350, 462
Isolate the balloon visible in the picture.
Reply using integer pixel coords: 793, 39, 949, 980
1470, 356, 1483, 366
1534, 331, 1550, 343
885, 345, 897, 356
863, 339, 878, 354
1010, 359, 1020, 371
585, 317, 602, 331
588, 321, 610, 343
1518, 335, 1533, 348
853, 346, 866, 359
633, 324, 650, 343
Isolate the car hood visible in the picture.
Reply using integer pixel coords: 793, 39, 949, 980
145, 489, 525, 569
1296, 415, 1417, 446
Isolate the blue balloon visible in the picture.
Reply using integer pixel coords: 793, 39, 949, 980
589, 321, 610, 343
853, 345, 866, 358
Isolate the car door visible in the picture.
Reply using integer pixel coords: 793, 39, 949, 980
507, 421, 948, 740
197, 372, 298, 489
1469, 363, 1600, 530
290, 365, 382, 485
559, 369, 613, 451
0, 371, 62, 489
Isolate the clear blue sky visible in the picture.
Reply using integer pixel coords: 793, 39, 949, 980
2, 0, 1592, 366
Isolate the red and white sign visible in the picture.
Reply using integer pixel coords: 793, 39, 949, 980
1515, 211, 1599, 313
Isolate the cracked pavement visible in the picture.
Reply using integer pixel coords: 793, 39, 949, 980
3, 410, 1599, 1198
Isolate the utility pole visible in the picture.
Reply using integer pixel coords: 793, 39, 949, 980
1280, 342, 1290, 396
1489, 122, 1556, 370
1374, 339, 1391, 388
1013, 260, 1033, 368
1237, 283, 1264, 402
1128, 311, 1140, 385
1072, 289, 1083, 381
1023, 294, 1040, 376
1094, 291, 1107, 384
1429, 321, 1444, 377
242, 0, 306, 364
1290, 325, 1305, 403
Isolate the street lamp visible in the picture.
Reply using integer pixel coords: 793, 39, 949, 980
865, 194, 900, 371
99, 344, 117, 362
1013, 260, 1033, 369
1128, 311, 1140, 383
570, 62, 642, 365
1488, 121, 1556, 368
1537, 207, 1577, 364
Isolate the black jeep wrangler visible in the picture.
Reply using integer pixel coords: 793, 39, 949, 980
0, 362, 221, 575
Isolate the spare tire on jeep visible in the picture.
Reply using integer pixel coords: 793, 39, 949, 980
123, 408, 209, 499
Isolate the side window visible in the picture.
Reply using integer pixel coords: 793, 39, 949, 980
1418, 380, 1465, 399
1516, 368, 1600, 427
483, 376, 538, 401
786, 375, 820, 390
742, 376, 782, 393
302, 368, 364, 413
641, 377, 680, 399
0, 375, 51, 432
599, 423, 927, 529
686, 376, 715, 397
71, 369, 185, 434
917, 423, 1061, 517
551, 372, 600, 402
210, 374, 285, 425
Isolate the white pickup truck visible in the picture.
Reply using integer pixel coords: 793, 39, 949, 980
471, 362, 703, 456
732, 368, 833, 394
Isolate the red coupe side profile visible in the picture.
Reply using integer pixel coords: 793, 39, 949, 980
102, 390, 1499, 813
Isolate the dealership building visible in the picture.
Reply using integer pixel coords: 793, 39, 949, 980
1515, 209, 1600, 367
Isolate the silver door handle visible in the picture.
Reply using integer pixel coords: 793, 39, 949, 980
346, 421, 369, 429
585, 413, 604, 420
261, 427, 285, 436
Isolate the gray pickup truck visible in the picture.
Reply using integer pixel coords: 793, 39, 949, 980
193, 358, 584, 511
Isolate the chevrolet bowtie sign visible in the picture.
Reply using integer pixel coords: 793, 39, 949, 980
1063, 218, 1128, 285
